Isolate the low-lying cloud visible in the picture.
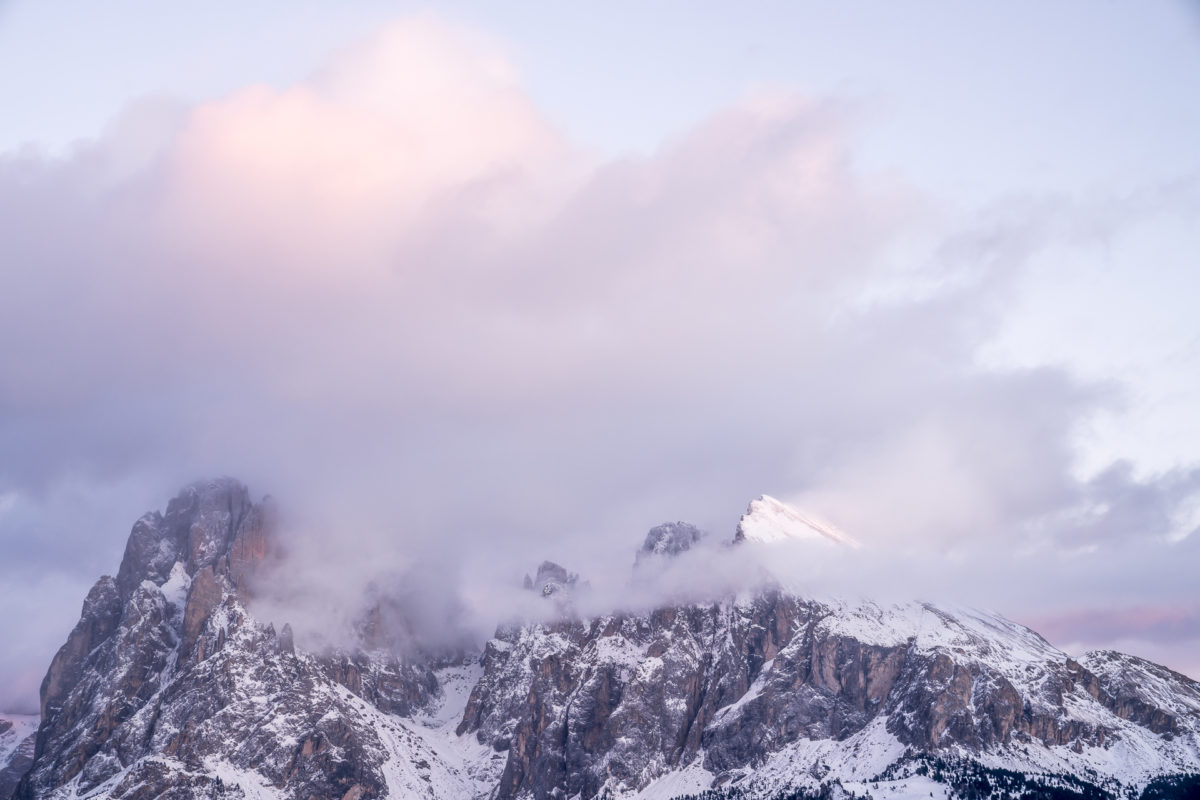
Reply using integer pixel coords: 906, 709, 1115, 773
2, 16, 1198, 712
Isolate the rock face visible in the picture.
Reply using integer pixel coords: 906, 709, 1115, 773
455, 591, 1200, 799
0, 715, 38, 800
23, 479, 274, 798
635, 522, 705, 564
15, 483, 1200, 800
523, 561, 579, 598
14, 479, 452, 800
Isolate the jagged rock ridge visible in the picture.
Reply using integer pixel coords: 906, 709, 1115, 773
523, 561, 579, 598
14, 479, 459, 800
636, 522, 706, 564
11, 482, 1200, 800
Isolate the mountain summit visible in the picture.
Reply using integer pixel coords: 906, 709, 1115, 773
6, 481, 1199, 800
733, 494, 860, 548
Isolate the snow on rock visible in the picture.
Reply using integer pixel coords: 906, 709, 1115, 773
629, 757, 715, 800
0, 714, 37, 773
0, 713, 38, 799
159, 560, 191, 613
636, 522, 706, 564
17, 481, 1200, 800
734, 494, 860, 548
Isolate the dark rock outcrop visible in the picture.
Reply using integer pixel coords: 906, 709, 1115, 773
635, 522, 705, 564
524, 561, 578, 598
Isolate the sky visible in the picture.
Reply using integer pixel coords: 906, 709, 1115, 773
2, 1, 1200, 713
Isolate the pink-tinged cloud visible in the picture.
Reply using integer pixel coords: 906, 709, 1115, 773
158, 18, 569, 274
1025, 604, 1200, 645
2, 14, 1200, 711
1021, 604, 1200, 680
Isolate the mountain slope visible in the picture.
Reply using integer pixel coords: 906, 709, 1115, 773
734, 495, 859, 548
12, 481, 1200, 800
0, 715, 37, 800
458, 592, 1200, 799
14, 479, 471, 800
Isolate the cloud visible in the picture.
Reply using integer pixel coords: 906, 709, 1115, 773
2, 15, 1199, 710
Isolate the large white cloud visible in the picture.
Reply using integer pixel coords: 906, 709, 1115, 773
1, 16, 1197, 713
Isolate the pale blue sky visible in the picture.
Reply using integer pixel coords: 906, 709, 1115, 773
4, 2, 1198, 183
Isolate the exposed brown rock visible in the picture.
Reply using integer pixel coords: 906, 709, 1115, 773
180, 565, 222, 662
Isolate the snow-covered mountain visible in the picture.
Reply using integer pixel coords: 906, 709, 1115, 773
8, 480, 1200, 800
0, 715, 37, 800
734, 495, 860, 548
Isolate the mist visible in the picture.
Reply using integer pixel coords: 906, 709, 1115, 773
2, 16, 1199, 712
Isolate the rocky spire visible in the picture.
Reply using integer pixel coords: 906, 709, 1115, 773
113, 477, 272, 603
20, 479, 277, 799
634, 521, 705, 566
525, 560, 578, 598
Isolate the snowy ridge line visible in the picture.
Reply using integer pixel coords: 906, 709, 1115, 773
736, 495, 861, 548
15, 480, 1200, 800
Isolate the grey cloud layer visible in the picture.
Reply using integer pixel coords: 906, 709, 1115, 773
1, 19, 1197, 712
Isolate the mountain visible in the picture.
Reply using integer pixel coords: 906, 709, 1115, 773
0, 715, 38, 800
9, 480, 1200, 800
734, 495, 859, 548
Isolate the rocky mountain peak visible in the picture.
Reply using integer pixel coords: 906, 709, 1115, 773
733, 494, 859, 548
13, 481, 1200, 800
523, 560, 578, 597
21, 479, 282, 798
17, 479, 455, 800
634, 521, 705, 565
113, 477, 272, 604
